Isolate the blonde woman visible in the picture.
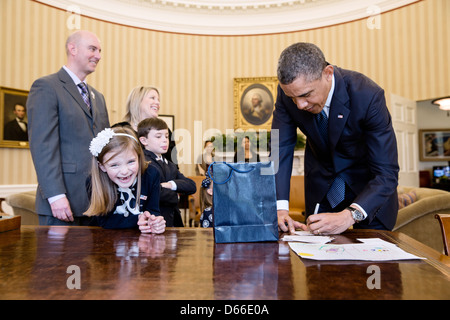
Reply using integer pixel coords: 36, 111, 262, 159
123, 86, 160, 131
120, 86, 177, 164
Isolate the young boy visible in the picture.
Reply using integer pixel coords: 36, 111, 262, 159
137, 118, 196, 227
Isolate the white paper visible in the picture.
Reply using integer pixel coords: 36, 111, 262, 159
288, 238, 426, 261
293, 231, 316, 236
282, 234, 333, 244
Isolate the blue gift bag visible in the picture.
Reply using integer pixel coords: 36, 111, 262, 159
208, 162, 279, 243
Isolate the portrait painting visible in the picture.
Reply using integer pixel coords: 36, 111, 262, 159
234, 77, 278, 130
0, 86, 29, 148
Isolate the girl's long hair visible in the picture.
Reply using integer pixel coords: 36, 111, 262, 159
84, 127, 147, 216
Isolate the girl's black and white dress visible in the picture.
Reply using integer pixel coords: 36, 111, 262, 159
94, 165, 161, 229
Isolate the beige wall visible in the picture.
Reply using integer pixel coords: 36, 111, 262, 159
0, 0, 449, 183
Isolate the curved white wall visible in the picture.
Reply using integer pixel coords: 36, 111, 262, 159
37, 0, 418, 35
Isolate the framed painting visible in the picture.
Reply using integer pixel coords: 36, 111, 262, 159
233, 77, 278, 130
419, 128, 450, 161
0, 86, 29, 148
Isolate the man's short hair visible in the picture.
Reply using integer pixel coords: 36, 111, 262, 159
277, 42, 328, 85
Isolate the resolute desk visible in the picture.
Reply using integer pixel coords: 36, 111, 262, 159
0, 226, 449, 300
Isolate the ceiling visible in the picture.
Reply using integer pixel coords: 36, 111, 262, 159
38, 0, 418, 35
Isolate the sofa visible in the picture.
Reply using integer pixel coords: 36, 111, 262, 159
5, 190, 39, 225
5, 182, 450, 253
392, 186, 450, 253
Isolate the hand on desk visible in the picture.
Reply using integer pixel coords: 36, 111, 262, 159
278, 209, 355, 235
138, 211, 166, 234
277, 210, 306, 234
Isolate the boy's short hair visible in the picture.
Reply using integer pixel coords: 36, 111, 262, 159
137, 117, 169, 138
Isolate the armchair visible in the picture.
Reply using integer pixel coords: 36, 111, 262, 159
5, 190, 39, 225
393, 186, 450, 253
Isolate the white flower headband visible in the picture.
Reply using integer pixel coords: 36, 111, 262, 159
89, 128, 138, 157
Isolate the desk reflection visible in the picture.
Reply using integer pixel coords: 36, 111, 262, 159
213, 241, 293, 299
0, 227, 448, 300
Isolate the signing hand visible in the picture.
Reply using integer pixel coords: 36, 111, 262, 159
306, 210, 355, 235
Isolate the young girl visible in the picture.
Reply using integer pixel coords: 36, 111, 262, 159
199, 177, 213, 228
84, 126, 165, 233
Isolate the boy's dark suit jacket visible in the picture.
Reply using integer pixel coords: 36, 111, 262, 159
144, 150, 196, 227
272, 66, 399, 230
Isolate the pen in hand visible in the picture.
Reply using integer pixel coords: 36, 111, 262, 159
308, 203, 320, 235
313, 203, 320, 215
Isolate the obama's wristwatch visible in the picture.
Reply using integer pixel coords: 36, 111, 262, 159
346, 206, 365, 223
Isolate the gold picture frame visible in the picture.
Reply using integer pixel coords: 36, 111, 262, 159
159, 114, 174, 132
233, 77, 278, 130
0, 86, 29, 148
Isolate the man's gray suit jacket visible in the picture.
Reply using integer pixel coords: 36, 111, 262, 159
27, 67, 110, 217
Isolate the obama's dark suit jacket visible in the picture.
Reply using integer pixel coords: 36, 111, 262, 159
272, 66, 399, 230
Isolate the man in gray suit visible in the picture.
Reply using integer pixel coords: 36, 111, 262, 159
27, 30, 110, 225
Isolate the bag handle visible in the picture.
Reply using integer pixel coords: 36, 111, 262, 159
207, 161, 255, 185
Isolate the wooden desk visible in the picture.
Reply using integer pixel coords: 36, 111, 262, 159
0, 226, 449, 300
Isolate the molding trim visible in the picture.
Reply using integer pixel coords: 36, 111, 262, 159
0, 184, 37, 199
36, 0, 419, 35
